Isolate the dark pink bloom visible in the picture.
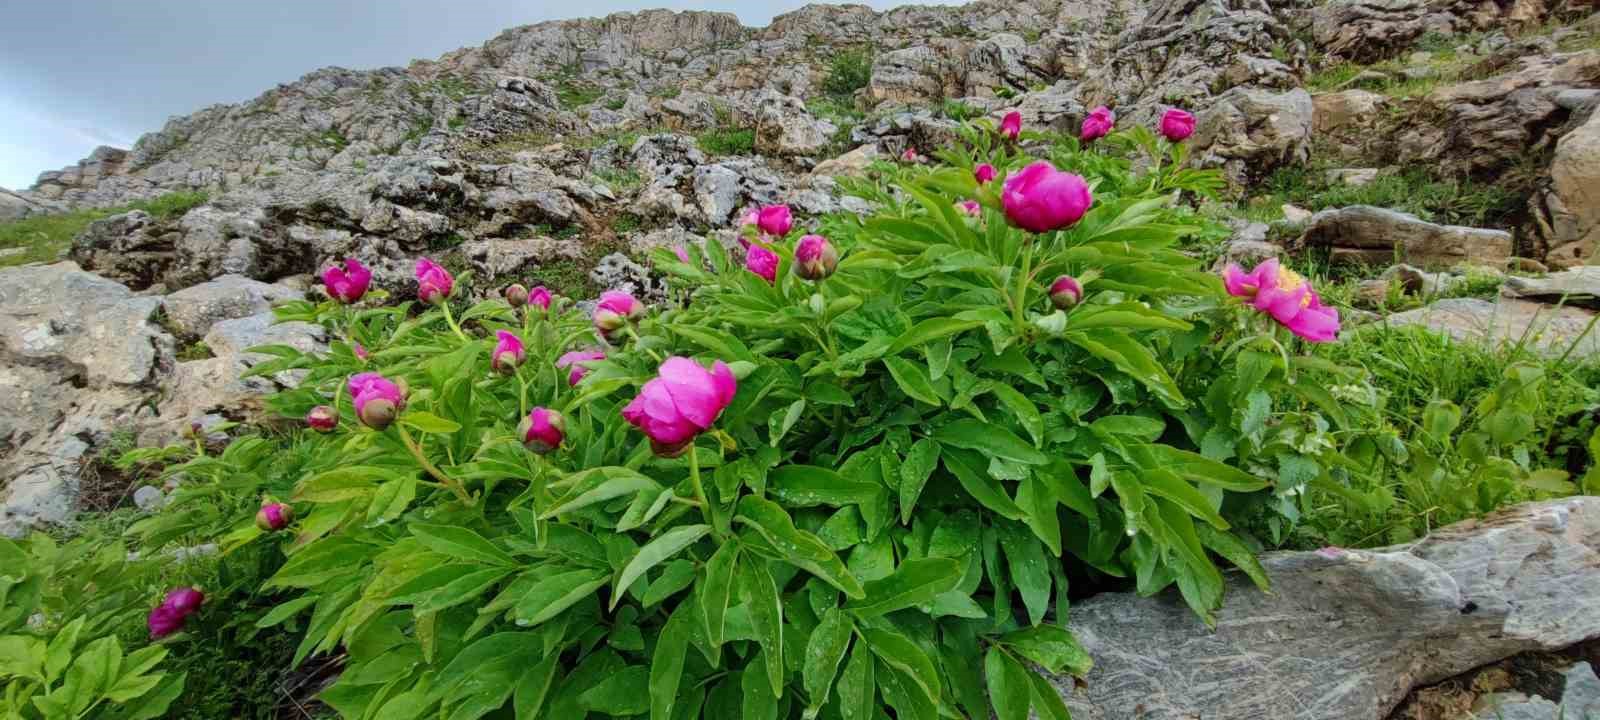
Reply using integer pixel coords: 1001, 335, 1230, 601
1160, 108, 1196, 142
415, 258, 454, 305
956, 200, 982, 218
1080, 106, 1115, 142
1049, 275, 1083, 308
148, 604, 186, 639
528, 286, 552, 311
974, 163, 997, 184
1222, 259, 1341, 343
745, 243, 779, 284
673, 245, 691, 263
901, 147, 921, 163
622, 356, 738, 456
491, 330, 526, 374
256, 502, 294, 531
352, 342, 368, 362
793, 234, 838, 281
757, 205, 793, 238
164, 587, 204, 615
594, 291, 643, 336
1000, 111, 1022, 140
1001, 161, 1093, 233
556, 349, 606, 386
322, 258, 371, 304
520, 407, 566, 453
305, 405, 338, 433
348, 372, 405, 430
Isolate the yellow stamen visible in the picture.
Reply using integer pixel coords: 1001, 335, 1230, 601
1276, 266, 1313, 308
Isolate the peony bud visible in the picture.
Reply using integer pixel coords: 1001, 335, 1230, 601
353, 342, 369, 362
793, 234, 838, 281
756, 205, 793, 238
673, 244, 691, 264
956, 200, 982, 218
1000, 110, 1023, 140
519, 407, 566, 453
305, 405, 339, 433
504, 283, 529, 307
593, 291, 643, 338
164, 587, 205, 615
415, 257, 454, 305
491, 330, 526, 374
349, 372, 405, 431
148, 587, 205, 639
901, 147, 921, 163
1159, 108, 1196, 142
556, 349, 605, 386
1049, 275, 1083, 309
1001, 161, 1093, 233
322, 258, 372, 304
256, 502, 294, 531
528, 286, 552, 311
1080, 106, 1115, 142
745, 243, 779, 284
974, 163, 997, 184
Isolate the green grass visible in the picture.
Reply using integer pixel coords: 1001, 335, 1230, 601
822, 48, 873, 97
556, 79, 604, 109
0, 191, 209, 268
696, 127, 755, 156
940, 99, 980, 122
1255, 165, 1521, 228
594, 167, 643, 194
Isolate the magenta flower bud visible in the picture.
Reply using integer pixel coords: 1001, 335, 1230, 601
352, 342, 369, 362
148, 604, 186, 639
528, 286, 552, 311
556, 349, 605, 386
322, 258, 372, 304
793, 234, 838, 281
901, 147, 921, 163
1001, 161, 1093, 233
349, 372, 405, 430
415, 257, 454, 305
593, 291, 643, 336
756, 205, 793, 238
256, 502, 294, 531
745, 243, 779, 284
1080, 106, 1115, 142
519, 407, 566, 453
164, 587, 205, 615
505, 283, 529, 308
974, 163, 997, 184
673, 244, 691, 263
622, 357, 738, 455
491, 330, 526, 374
956, 200, 982, 218
305, 405, 338, 433
1000, 110, 1023, 140
1160, 108, 1196, 142
1049, 275, 1083, 309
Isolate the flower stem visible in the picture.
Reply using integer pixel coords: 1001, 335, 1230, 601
624, 326, 663, 363
688, 444, 712, 526
517, 373, 529, 418
396, 423, 472, 505
440, 302, 469, 342
1013, 239, 1036, 336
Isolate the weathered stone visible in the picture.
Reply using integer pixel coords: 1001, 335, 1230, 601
809, 145, 880, 179
1057, 498, 1600, 719
1382, 298, 1600, 360
1301, 205, 1514, 267
1326, 167, 1380, 186
1313, 89, 1389, 134
161, 274, 303, 338
1542, 107, 1600, 269
1501, 266, 1600, 309
753, 93, 834, 157
1474, 662, 1600, 719
1192, 87, 1315, 186
458, 238, 583, 282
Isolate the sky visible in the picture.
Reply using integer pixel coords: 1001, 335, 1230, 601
0, 0, 966, 190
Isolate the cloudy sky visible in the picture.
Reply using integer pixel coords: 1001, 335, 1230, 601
0, 0, 964, 190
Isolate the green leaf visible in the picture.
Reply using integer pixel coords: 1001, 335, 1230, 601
862, 628, 940, 710
998, 521, 1051, 625
739, 558, 785, 698
1139, 469, 1228, 530
255, 596, 320, 629
844, 557, 962, 618
889, 318, 984, 355
803, 610, 853, 716
883, 356, 944, 406
579, 665, 651, 715
650, 604, 692, 720
511, 569, 609, 628
1028, 670, 1073, 720
513, 653, 561, 719
642, 559, 696, 607
770, 399, 807, 446
1067, 303, 1193, 332
899, 439, 941, 524
1068, 330, 1186, 407
985, 648, 1031, 720
941, 448, 1026, 520
1196, 525, 1270, 592
741, 655, 780, 720
612, 524, 710, 610
702, 542, 739, 648
837, 641, 876, 720
735, 496, 866, 599
410, 523, 515, 567
670, 324, 755, 363
934, 419, 1048, 465
400, 411, 460, 434
1521, 468, 1574, 493
1152, 446, 1269, 492
769, 465, 882, 508
989, 384, 1045, 447
542, 469, 660, 518
998, 625, 1092, 676
294, 466, 392, 502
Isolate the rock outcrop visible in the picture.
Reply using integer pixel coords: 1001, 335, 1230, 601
1300, 205, 1516, 267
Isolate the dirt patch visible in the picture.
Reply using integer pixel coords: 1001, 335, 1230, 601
1388, 640, 1600, 719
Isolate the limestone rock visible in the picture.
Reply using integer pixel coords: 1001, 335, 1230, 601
1192, 87, 1315, 186
1300, 205, 1514, 267
1542, 107, 1600, 268
1502, 266, 1600, 309
753, 93, 834, 157
161, 274, 303, 338
1474, 662, 1600, 719
1313, 89, 1388, 135
1056, 498, 1600, 719
1382, 297, 1600, 360
809, 145, 880, 179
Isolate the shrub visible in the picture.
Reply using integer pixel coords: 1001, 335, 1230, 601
822, 48, 873, 97
696, 127, 755, 156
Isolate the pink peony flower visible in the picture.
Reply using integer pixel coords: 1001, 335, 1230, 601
1080, 106, 1115, 142
164, 587, 204, 615
745, 243, 779, 284
622, 356, 738, 456
1160, 108, 1196, 142
520, 407, 566, 453
1001, 161, 1094, 233
794, 234, 838, 281
556, 349, 606, 386
757, 205, 793, 238
256, 502, 294, 531
594, 291, 644, 337
901, 147, 921, 163
957, 200, 982, 217
1000, 111, 1023, 140
322, 258, 371, 304
1222, 259, 1340, 343
974, 163, 997, 184
1049, 275, 1083, 308
348, 372, 405, 430
415, 258, 454, 305
147, 604, 186, 639
491, 330, 526, 374
504, 283, 529, 307
528, 286, 552, 311
305, 405, 338, 433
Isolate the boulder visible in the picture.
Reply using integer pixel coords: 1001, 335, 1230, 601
1542, 107, 1600, 268
1055, 498, 1600, 719
1313, 89, 1388, 133
809, 145, 881, 179
161, 274, 303, 338
1474, 662, 1600, 719
1381, 297, 1600, 360
753, 93, 834, 157
1192, 87, 1315, 186
1300, 205, 1514, 267
1501, 266, 1600, 309
869, 45, 961, 105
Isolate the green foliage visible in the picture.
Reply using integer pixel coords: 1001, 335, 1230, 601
940, 100, 980, 122
696, 127, 756, 156
0, 191, 209, 268
557, 80, 604, 109
822, 48, 874, 97
1257, 165, 1521, 228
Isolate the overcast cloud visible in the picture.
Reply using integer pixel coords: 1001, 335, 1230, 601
0, 0, 960, 190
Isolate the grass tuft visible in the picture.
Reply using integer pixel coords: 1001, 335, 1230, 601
0, 191, 209, 268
